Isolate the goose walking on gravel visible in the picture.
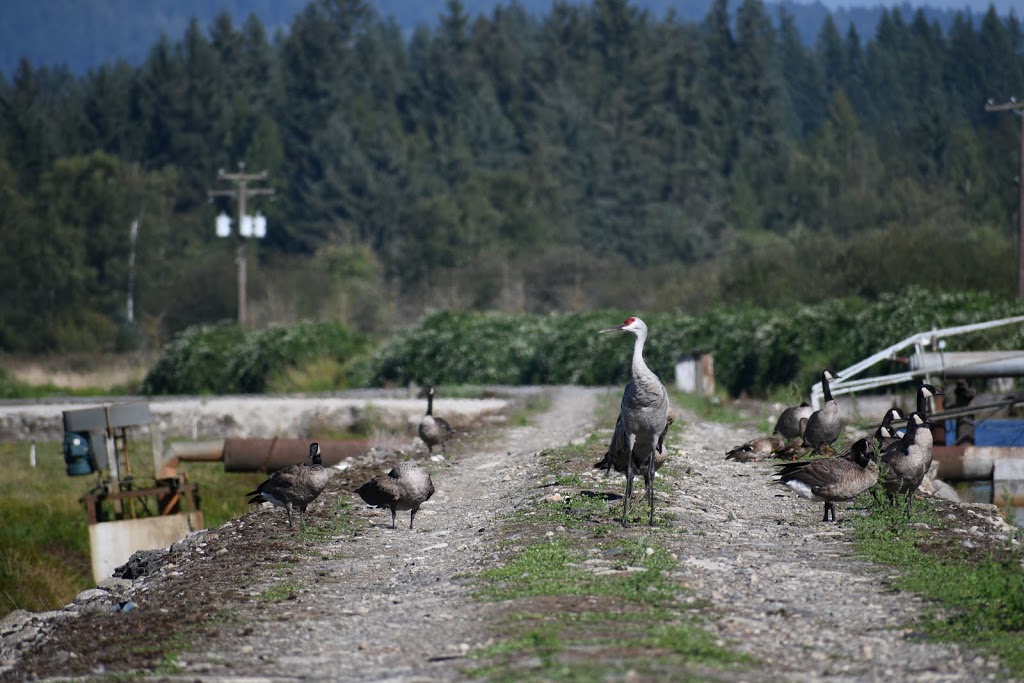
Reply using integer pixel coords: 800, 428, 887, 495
773, 438, 879, 522
802, 370, 841, 453
355, 462, 435, 529
773, 402, 813, 440
418, 385, 454, 456
246, 442, 333, 530
880, 412, 933, 517
599, 316, 671, 527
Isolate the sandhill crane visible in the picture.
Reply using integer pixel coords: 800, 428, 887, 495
773, 437, 878, 522
418, 385, 453, 455
803, 370, 841, 453
773, 402, 813, 440
246, 442, 332, 530
354, 462, 435, 529
599, 316, 671, 527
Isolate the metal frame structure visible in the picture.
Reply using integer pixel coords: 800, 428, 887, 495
810, 314, 1024, 410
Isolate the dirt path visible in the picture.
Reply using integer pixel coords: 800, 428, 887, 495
1, 386, 1016, 681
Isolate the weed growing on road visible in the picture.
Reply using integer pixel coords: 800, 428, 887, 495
468, 441, 749, 681
854, 497, 1024, 677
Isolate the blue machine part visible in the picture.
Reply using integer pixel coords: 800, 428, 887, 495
63, 431, 95, 476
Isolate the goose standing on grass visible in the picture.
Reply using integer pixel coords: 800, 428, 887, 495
246, 443, 332, 530
880, 412, 933, 517
355, 462, 435, 529
773, 402, 813, 440
418, 385, 453, 456
802, 370, 841, 453
773, 438, 879, 522
599, 316, 671, 527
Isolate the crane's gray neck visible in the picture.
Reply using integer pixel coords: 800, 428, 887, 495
630, 329, 654, 384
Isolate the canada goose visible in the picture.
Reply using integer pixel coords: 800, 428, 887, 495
418, 385, 454, 455
802, 370, 841, 453
598, 317, 671, 526
725, 436, 784, 463
246, 442, 332, 529
773, 438, 878, 522
772, 423, 810, 461
773, 402, 813, 440
916, 383, 944, 417
880, 412, 932, 517
354, 462, 435, 529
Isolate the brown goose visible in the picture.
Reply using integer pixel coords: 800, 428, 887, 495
725, 436, 784, 463
773, 437, 878, 522
246, 442, 333, 529
802, 370, 841, 453
354, 462, 435, 529
773, 402, 813, 440
418, 385, 454, 455
880, 411, 932, 517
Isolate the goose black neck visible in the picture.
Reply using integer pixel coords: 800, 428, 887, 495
426, 392, 434, 416
822, 375, 833, 403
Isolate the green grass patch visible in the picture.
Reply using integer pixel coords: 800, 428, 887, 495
469, 436, 749, 680
0, 438, 268, 619
257, 578, 300, 602
853, 499, 1024, 676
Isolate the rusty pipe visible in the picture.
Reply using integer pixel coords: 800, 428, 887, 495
223, 438, 371, 473
158, 440, 226, 479
932, 445, 1024, 481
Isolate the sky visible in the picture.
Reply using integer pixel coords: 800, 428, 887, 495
800, 0, 1017, 12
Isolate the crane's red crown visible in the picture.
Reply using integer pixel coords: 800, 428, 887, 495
623, 317, 636, 325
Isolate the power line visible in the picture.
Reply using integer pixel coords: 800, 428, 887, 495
208, 165, 274, 327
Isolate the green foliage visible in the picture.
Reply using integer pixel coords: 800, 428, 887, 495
141, 322, 247, 394
142, 320, 368, 394
367, 290, 1024, 396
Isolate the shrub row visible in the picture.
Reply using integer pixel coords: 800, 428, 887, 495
368, 288, 1024, 396
142, 320, 368, 395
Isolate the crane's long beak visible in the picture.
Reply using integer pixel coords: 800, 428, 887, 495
599, 325, 624, 334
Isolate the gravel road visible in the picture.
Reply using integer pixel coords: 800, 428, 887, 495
1, 385, 1018, 681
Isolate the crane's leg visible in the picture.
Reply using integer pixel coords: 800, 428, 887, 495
622, 434, 637, 527
646, 445, 657, 526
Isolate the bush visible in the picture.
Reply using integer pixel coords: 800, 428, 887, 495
366, 288, 1024, 396
143, 320, 369, 395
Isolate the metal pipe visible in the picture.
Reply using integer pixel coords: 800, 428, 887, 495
223, 438, 371, 473
158, 440, 226, 479
932, 445, 1024, 481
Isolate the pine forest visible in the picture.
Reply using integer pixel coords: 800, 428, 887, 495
1, 0, 1023, 354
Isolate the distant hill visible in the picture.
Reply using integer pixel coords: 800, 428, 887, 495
0, 0, 996, 78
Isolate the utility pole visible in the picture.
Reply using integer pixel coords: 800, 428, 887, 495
208, 164, 273, 327
985, 98, 1024, 300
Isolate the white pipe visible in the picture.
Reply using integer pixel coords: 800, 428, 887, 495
158, 440, 225, 479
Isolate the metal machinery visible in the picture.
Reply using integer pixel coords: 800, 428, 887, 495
62, 402, 202, 581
